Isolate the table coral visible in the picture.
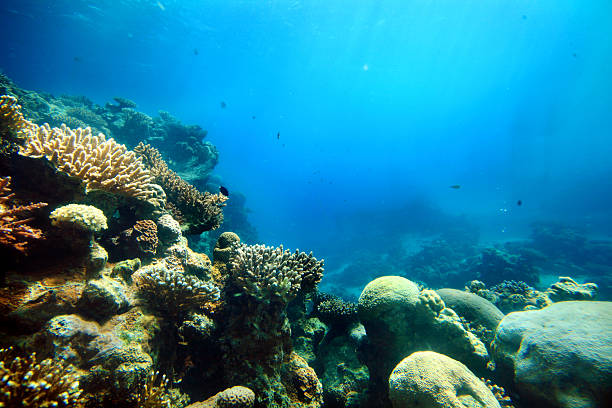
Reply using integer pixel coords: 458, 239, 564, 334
229, 243, 324, 304
0, 176, 47, 253
135, 142, 227, 234
19, 121, 159, 202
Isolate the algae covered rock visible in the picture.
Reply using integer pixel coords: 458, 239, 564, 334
389, 351, 500, 408
436, 288, 504, 331
492, 301, 612, 408
77, 276, 130, 320
544, 276, 598, 302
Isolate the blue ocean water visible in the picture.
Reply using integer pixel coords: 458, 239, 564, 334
2, 0, 611, 294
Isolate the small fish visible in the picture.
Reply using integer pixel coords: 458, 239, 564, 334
277, 132, 280, 140
449, 185, 461, 189
517, 200, 522, 206
193, 48, 199, 55
220, 101, 226, 109
572, 52, 577, 58
219, 185, 229, 197
252, 115, 256, 119
73, 56, 81, 62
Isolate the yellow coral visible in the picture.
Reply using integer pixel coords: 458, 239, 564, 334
50, 203, 108, 232
19, 123, 157, 201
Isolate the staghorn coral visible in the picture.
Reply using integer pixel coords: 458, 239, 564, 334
19, 122, 159, 202
0, 347, 84, 407
312, 292, 358, 329
0, 176, 47, 253
134, 264, 220, 319
135, 143, 227, 233
50, 203, 108, 232
229, 243, 324, 304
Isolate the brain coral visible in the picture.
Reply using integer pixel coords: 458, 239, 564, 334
389, 351, 500, 408
50, 203, 108, 232
216, 386, 256, 408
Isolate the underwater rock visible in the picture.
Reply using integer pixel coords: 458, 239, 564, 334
544, 276, 598, 302
110, 257, 141, 283
358, 277, 489, 406
436, 288, 504, 332
492, 301, 612, 408
86, 240, 108, 279
389, 351, 500, 408
77, 276, 130, 321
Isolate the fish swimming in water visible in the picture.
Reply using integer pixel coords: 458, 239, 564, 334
449, 185, 461, 189
277, 132, 280, 140
220, 101, 226, 109
517, 200, 522, 206
219, 186, 229, 197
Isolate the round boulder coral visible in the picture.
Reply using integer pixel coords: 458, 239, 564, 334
50, 203, 107, 232
216, 385, 255, 408
389, 351, 500, 408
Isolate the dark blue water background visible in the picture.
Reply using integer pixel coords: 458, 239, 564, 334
2, 0, 611, 290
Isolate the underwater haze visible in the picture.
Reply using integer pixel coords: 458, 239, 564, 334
2, 0, 612, 289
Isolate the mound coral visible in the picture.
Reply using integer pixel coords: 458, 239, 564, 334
0, 346, 84, 407
50, 203, 108, 232
0, 176, 47, 253
19, 121, 159, 202
135, 142, 227, 234
134, 264, 220, 319
229, 243, 324, 304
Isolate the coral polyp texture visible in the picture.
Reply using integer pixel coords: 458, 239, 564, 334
19, 121, 159, 202
0, 176, 47, 253
134, 264, 220, 318
50, 203, 108, 232
134, 142, 227, 233
0, 347, 85, 408
0, 95, 36, 141
229, 243, 324, 303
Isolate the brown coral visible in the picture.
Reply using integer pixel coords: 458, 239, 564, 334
283, 354, 323, 404
135, 142, 227, 233
18, 121, 159, 202
0, 347, 85, 407
0, 94, 36, 138
133, 219, 159, 255
229, 243, 324, 303
0, 176, 47, 253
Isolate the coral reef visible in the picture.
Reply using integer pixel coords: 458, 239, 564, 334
388, 351, 500, 408
135, 143, 227, 234
134, 264, 220, 320
358, 276, 489, 406
544, 276, 599, 302
0, 346, 85, 407
229, 243, 324, 304
0, 176, 47, 254
19, 122, 160, 203
466, 280, 552, 314
50, 203, 108, 232
188, 385, 255, 408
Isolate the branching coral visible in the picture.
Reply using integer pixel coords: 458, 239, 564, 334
0, 176, 47, 253
0, 347, 84, 407
134, 143, 227, 233
0, 95, 36, 140
19, 122, 159, 202
229, 243, 324, 303
134, 264, 220, 319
